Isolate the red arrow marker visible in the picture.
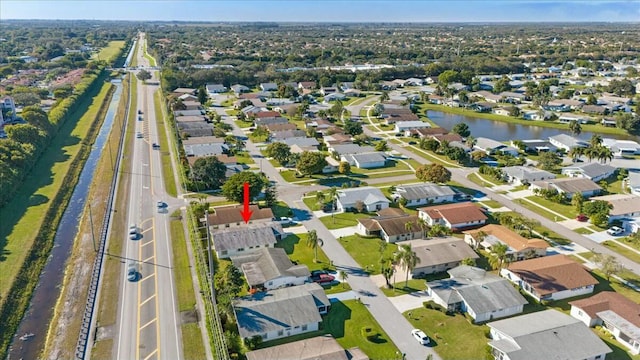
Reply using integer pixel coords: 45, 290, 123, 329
240, 182, 253, 224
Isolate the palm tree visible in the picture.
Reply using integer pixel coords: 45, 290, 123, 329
473, 230, 488, 249
381, 261, 395, 289
461, 257, 476, 266
598, 146, 613, 164
417, 218, 429, 237
339, 270, 348, 288
465, 135, 477, 148
489, 243, 510, 270
380, 91, 390, 102
405, 221, 414, 238
328, 187, 338, 223
572, 192, 584, 213
306, 230, 323, 263
599, 180, 609, 193
396, 244, 421, 288
568, 147, 584, 163
315, 191, 326, 209
568, 120, 582, 136
378, 240, 388, 272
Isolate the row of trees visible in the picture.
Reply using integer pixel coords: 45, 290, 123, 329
0, 68, 105, 207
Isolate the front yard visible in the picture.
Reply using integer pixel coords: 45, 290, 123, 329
338, 235, 398, 275
405, 308, 490, 360
319, 211, 372, 229
380, 278, 429, 297
276, 234, 331, 272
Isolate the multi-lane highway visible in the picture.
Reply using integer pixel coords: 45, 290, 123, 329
114, 34, 183, 360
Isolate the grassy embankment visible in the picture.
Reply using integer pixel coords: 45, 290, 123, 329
43, 76, 127, 359
154, 89, 178, 197
90, 76, 138, 360
92, 41, 126, 64
0, 75, 114, 358
420, 103, 629, 136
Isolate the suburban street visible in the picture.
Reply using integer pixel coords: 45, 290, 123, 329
114, 34, 183, 360
218, 108, 442, 360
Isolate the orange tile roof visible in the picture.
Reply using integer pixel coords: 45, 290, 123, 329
419, 202, 488, 225
466, 224, 548, 251
506, 254, 598, 296
208, 205, 274, 226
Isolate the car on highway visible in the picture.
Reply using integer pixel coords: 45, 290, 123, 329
138, 116, 143, 121
129, 224, 138, 240
157, 201, 167, 212
127, 262, 139, 281
136, 132, 143, 138
411, 329, 430, 345
576, 214, 589, 222
607, 226, 624, 236
138, 110, 143, 114
310, 270, 335, 284
152, 143, 160, 149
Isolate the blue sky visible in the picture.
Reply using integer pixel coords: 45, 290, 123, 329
1, 1, 639, 22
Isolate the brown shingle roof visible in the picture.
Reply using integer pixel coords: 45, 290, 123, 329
532, 178, 601, 194
255, 111, 281, 118
376, 207, 407, 217
432, 134, 464, 143
419, 202, 488, 225
265, 123, 297, 132
358, 214, 421, 237
466, 224, 548, 251
570, 291, 640, 326
208, 205, 274, 226
506, 254, 598, 296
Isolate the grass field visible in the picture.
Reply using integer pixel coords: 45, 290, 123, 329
602, 240, 640, 265
93, 40, 126, 64
525, 196, 578, 219
405, 308, 489, 360
143, 39, 156, 67
515, 198, 567, 222
258, 300, 400, 360
154, 88, 178, 197
276, 234, 332, 271
182, 323, 207, 360
380, 278, 428, 297
319, 212, 372, 229
338, 235, 398, 275
0, 81, 114, 303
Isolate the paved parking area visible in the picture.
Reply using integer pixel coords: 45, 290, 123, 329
505, 189, 534, 199
388, 291, 432, 313
585, 230, 618, 243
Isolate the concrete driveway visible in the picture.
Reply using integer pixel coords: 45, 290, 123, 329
586, 230, 624, 244
330, 226, 360, 238
389, 291, 432, 313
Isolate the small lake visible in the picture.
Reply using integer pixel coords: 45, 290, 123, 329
427, 110, 636, 142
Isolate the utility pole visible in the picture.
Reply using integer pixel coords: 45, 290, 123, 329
89, 203, 97, 252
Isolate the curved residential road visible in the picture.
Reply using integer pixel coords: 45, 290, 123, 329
218, 109, 441, 360
351, 97, 640, 276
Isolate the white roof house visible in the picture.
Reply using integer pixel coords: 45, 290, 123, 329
487, 309, 612, 360
392, 183, 456, 206
548, 134, 588, 151
394, 121, 431, 133
602, 138, 640, 157
336, 187, 390, 212
561, 162, 616, 182
501, 166, 556, 185
206, 83, 227, 94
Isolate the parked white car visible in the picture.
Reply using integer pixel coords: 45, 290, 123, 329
411, 329, 430, 345
606, 226, 624, 236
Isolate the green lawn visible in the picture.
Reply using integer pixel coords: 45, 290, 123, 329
574, 227, 595, 235
154, 88, 178, 197
405, 308, 489, 360
524, 196, 578, 219
182, 323, 207, 360
338, 235, 398, 275
515, 199, 567, 222
602, 240, 640, 265
270, 201, 292, 218
259, 300, 400, 360
276, 234, 332, 271
234, 119, 254, 128
234, 151, 255, 165
380, 278, 428, 297
303, 195, 322, 211
323, 281, 352, 295
93, 40, 126, 64
480, 199, 503, 209
467, 173, 497, 188
319, 212, 372, 229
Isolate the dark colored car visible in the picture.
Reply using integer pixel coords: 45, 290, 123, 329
310, 270, 335, 284
576, 214, 589, 222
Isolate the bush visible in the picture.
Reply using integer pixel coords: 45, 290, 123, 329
424, 300, 446, 313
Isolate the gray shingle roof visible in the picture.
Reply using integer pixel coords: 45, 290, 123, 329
488, 309, 612, 360
395, 183, 456, 201
231, 248, 310, 287
234, 283, 330, 338
212, 222, 282, 252
561, 162, 615, 179
337, 187, 390, 207
427, 266, 527, 314
331, 144, 375, 155
502, 166, 555, 182
348, 152, 387, 165
406, 238, 479, 268
184, 143, 228, 157
475, 137, 505, 150
282, 137, 320, 147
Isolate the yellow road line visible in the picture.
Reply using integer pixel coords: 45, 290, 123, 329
143, 349, 158, 360
139, 273, 155, 283
140, 318, 157, 331
143, 256, 155, 263
141, 240, 154, 247
140, 294, 156, 307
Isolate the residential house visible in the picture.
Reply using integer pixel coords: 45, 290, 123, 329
473, 91, 502, 103
549, 134, 588, 151
297, 81, 317, 94
341, 152, 387, 169
231, 248, 311, 291
558, 113, 592, 124
320, 87, 338, 96
207, 205, 274, 228
270, 130, 308, 142
0, 96, 16, 122
561, 162, 616, 182
471, 102, 496, 113
392, 183, 456, 206
512, 139, 557, 153
394, 120, 431, 133
336, 187, 390, 213
183, 142, 228, 157
245, 335, 368, 360
231, 84, 250, 94
500, 254, 598, 301
547, 99, 585, 110
582, 105, 608, 115
282, 137, 320, 149
522, 110, 552, 121
426, 266, 528, 323
403, 238, 479, 276
473, 137, 520, 157
260, 82, 278, 92
323, 93, 346, 102
487, 309, 612, 360
339, 82, 355, 91
264, 122, 298, 133
418, 202, 488, 231
210, 221, 283, 259
602, 138, 640, 157
629, 171, 640, 196
175, 115, 207, 123
380, 108, 419, 124
178, 94, 198, 102
234, 283, 330, 342
176, 122, 214, 137
206, 83, 227, 95
493, 107, 512, 116
530, 177, 602, 199
429, 94, 445, 104
172, 88, 197, 96
405, 127, 448, 138
322, 156, 340, 174
357, 212, 422, 243
329, 144, 375, 156
590, 194, 640, 222
174, 109, 205, 117
181, 100, 202, 111
405, 77, 424, 86
499, 91, 526, 103
464, 224, 547, 261
570, 291, 640, 355
501, 166, 556, 186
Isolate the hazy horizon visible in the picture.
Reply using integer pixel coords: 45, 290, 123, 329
2, 1, 640, 23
